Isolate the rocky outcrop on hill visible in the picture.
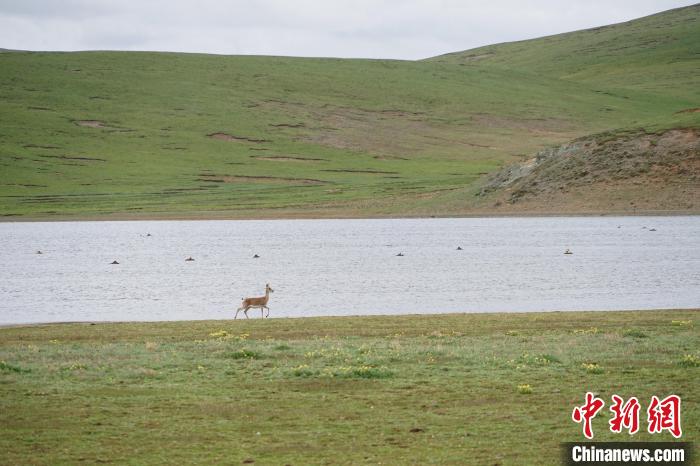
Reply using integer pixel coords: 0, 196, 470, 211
479, 128, 699, 210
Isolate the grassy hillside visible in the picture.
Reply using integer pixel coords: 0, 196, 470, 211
429, 4, 700, 99
0, 6, 698, 219
1, 310, 698, 464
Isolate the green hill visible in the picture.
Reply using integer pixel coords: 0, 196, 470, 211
1, 5, 698, 219
429, 5, 699, 98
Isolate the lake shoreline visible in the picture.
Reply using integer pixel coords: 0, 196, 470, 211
2, 308, 698, 330
2, 209, 700, 223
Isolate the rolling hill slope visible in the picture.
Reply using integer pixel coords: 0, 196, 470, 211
0, 5, 698, 219
429, 4, 699, 99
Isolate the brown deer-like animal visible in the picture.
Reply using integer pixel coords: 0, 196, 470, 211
235, 284, 274, 319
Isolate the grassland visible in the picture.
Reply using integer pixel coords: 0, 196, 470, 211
1, 5, 698, 219
0, 310, 697, 464
429, 4, 700, 100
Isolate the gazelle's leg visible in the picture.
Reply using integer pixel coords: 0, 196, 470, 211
265, 306, 270, 318
234, 307, 240, 319
244, 307, 250, 319
261, 307, 264, 318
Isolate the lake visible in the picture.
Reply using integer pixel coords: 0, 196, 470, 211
0, 216, 698, 324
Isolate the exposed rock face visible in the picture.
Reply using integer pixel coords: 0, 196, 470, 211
479, 128, 699, 207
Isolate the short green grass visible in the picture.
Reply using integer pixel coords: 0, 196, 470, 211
430, 4, 700, 101
0, 5, 698, 219
0, 309, 697, 465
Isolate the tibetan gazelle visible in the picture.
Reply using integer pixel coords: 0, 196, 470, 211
235, 283, 274, 319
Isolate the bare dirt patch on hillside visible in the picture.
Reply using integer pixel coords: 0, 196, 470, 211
73, 120, 131, 132
198, 174, 327, 185
252, 155, 328, 163
470, 113, 573, 136
208, 133, 269, 143
38, 155, 106, 162
479, 127, 699, 212
75, 120, 106, 128
257, 100, 504, 157
322, 169, 399, 175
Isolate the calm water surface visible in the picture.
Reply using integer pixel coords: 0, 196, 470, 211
0, 217, 698, 324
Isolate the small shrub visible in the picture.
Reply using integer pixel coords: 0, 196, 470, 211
305, 349, 328, 358
209, 330, 249, 341
0, 361, 30, 373
505, 330, 520, 336
291, 364, 315, 377
622, 329, 648, 338
671, 320, 692, 327
347, 366, 392, 379
518, 384, 533, 394
225, 349, 261, 360
581, 363, 603, 374
274, 344, 291, 351
291, 364, 393, 379
321, 365, 393, 379
678, 355, 699, 368
539, 354, 561, 364
517, 353, 561, 366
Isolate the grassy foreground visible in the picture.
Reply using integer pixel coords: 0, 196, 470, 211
0, 310, 698, 465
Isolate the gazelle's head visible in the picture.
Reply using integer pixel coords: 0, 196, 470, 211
266, 283, 274, 293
